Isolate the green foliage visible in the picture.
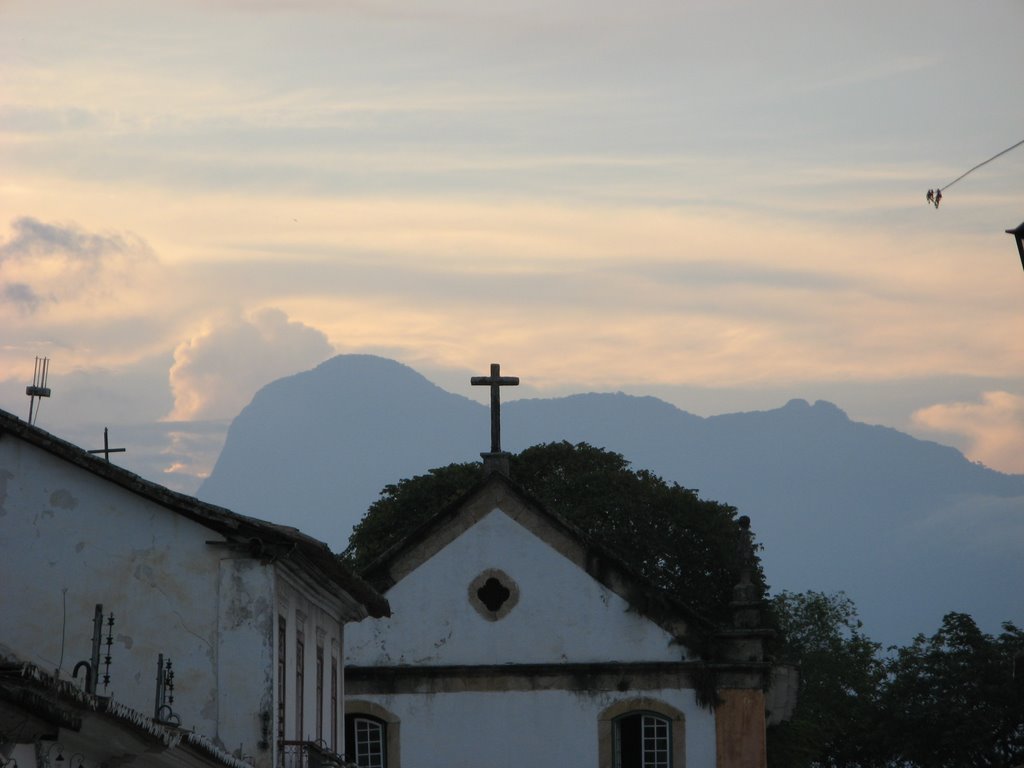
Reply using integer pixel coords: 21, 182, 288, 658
880, 613, 1024, 768
766, 595, 1024, 768
767, 591, 884, 768
343, 460, 484, 571
343, 441, 757, 626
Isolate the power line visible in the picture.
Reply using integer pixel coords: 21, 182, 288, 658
940, 138, 1024, 192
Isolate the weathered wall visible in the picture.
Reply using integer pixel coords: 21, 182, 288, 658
349, 688, 716, 768
218, 558, 276, 766
0, 436, 279, 763
1, 439, 220, 727
346, 508, 685, 666
715, 689, 767, 768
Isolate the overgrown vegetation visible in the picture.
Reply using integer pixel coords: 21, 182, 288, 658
342, 441, 763, 627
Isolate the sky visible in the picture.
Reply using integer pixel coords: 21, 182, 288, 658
2, 0, 1023, 497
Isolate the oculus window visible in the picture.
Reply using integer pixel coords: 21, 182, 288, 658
468, 568, 520, 621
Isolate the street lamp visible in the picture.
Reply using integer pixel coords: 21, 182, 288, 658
1007, 222, 1024, 271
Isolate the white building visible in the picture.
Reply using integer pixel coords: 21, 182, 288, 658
345, 466, 784, 768
0, 407, 389, 768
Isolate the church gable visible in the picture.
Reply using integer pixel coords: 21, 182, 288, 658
346, 476, 693, 667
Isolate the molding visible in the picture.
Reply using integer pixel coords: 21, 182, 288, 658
347, 662, 704, 695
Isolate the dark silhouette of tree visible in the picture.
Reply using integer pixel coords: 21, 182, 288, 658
767, 597, 1024, 768
880, 612, 1024, 768
767, 591, 885, 768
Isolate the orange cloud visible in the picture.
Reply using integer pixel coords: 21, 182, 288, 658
912, 392, 1024, 474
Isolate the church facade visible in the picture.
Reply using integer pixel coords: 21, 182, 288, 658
345, 469, 782, 768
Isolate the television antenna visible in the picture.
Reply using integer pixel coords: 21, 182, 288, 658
26, 356, 51, 426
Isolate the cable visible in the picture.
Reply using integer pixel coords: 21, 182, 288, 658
940, 138, 1024, 192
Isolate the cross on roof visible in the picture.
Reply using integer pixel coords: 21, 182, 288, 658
87, 427, 127, 463
471, 363, 519, 454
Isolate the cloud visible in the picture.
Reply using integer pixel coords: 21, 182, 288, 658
0, 105, 96, 135
0, 218, 155, 315
2, 283, 42, 313
912, 391, 1024, 474
168, 308, 335, 420
0, 216, 149, 264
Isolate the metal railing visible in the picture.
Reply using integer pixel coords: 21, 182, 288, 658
279, 740, 351, 768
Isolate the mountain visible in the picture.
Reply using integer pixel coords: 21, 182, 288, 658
198, 354, 1024, 646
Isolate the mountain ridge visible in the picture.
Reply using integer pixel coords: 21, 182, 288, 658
198, 354, 1024, 645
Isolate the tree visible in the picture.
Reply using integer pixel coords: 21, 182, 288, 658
766, 591, 885, 768
880, 612, 1024, 768
342, 441, 761, 628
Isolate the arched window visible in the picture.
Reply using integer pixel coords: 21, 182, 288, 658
614, 712, 671, 768
598, 698, 685, 768
345, 701, 401, 768
345, 715, 385, 768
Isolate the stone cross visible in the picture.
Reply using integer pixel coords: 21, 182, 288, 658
471, 363, 519, 454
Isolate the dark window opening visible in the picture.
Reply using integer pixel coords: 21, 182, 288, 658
477, 576, 511, 612
295, 629, 305, 740
277, 616, 286, 744
330, 656, 338, 750
315, 644, 324, 741
614, 712, 671, 768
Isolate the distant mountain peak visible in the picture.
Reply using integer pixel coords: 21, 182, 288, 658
198, 355, 1024, 648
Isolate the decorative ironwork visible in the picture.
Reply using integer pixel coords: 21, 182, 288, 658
72, 604, 114, 695
154, 654, 180, 725
279, 740, 349, 768
102, 612, 115, 691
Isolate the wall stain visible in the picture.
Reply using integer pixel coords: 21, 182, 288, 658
50, 489, 78, 510
0, 469, 13, 516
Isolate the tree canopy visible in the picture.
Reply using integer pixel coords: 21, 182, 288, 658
767, 591, 884, 767
342, 441, 762, 627
880, 613, 1024, 768
767, 593, 1024, 768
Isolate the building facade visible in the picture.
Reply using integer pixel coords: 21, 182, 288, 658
345, 471, 785, 768
0, 408, 389, 768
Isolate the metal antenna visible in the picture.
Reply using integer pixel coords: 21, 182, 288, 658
26, 356, 51, 425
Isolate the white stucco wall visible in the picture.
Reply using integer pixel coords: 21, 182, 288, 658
352, 688, 716, 768
0, 434, 345, 768
0, 441, 224, 731
346, 508, 685, 666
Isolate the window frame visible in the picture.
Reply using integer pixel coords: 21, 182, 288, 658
345, 701, 401, 768
598, 698, 685, 768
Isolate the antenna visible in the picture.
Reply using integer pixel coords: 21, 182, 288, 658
26, 356, 52, 426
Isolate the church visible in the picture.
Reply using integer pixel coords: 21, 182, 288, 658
343, 366, 794, 768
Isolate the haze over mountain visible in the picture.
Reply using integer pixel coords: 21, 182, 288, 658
198, 354, 1024, 646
